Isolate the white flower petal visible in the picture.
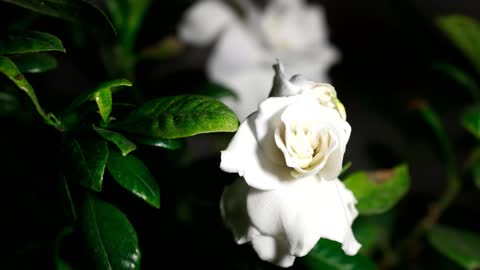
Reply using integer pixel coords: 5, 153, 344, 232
251, 235, 296, 268
247, 177, 361, 257
221, 178, 257, 244
178, 0, 236, 46
208, 21, 269, 84
287, 45, 340, 83
254, 96, 297, 166
220, 68, 273, 121
220, 112, 291, 190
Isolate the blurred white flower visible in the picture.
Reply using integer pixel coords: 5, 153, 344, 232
179, 0, 339, 120
219, 63, 360, 267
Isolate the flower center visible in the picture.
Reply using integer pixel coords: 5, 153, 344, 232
275, 118, 336, 178
286, 122, 332, 168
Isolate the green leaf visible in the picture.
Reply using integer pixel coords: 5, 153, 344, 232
105, 0, 151, 52
95, 88, 112, 122
434, 62, 480, 101
196, 82, 238, 100
65, 135, 109, 192
461, 105, 480, 139
81, 194, 141, 270
436, 15, 480, 76
115, 95, 239, 139
0, 56, 60, 127
133, 136, 183, 150
3, 0, 115, 36
353, 213, 393, 255
12, 53, 57, 73
107, 150, 160, 208
344, 164, 410, 215
428, 225, 480, 270
0, 31, 65, 54
67, 78, 131, 120
302, 239, 377, 270
93, 125, 136, 156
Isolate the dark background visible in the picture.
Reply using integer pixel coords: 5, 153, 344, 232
1, 0, 480, 269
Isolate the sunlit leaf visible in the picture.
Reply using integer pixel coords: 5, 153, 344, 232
0, 56, 59, 126
344, 164, 410, 215
428, 225, 480, 270
66, 79, 131, 121
115, 95, 238, 139
95, 88, 112, 122
80, 194, 141, 270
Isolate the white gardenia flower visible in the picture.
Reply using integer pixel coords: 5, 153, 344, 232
219, 63, 360, 267
178, 0, 339, 120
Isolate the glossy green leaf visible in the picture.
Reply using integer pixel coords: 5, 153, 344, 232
196, 82, 238, 100
0, 31, 65, 54
434, 62, 480, 100
95, 88, 112, 122
65, 135, 109, 192
12, 53, 57, 73
93, 125, 136, 156
107, 150, 160, 208
116, 95, 239, 139
0, 56, 60, 127
133, 136, 183, 150
353, 213, 393, 255
106, 0, 151, 52
67, 78, 131, 118
428, 225, 480, 270
3, 0, 115, 36
344, 164, 409, 215
436, 15, 480, 75
302, 239, 377, 270
81, 194, 141, 270
461, 106, 480, 139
